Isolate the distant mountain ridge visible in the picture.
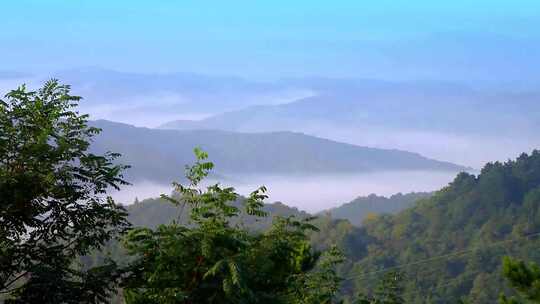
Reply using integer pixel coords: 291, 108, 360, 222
158, 91, 540, 168
159, 92, 539, 136
89, 120, 467, 183
11, 67, 535, 168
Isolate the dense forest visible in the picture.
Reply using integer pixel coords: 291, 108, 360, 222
80, 151, 540, 303
117, 151, 540, 303
327, 192, 432, 226
328, 150, 540, 302
2, 81, 540, 303
124, 191, 426, 230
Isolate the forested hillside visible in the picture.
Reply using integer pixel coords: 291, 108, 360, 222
326, 192, 431, 226
126, 196, 308, 230
99, 151, 540, 303
3, 80, 538, 303
103, 151, 540, 303
4, 0, 540, 301
128, 192, 430, 230
331, 150, 540, 303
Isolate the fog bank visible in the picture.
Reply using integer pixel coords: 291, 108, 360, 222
111, 171, 460, 213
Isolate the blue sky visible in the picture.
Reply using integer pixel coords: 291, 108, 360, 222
2, 0, 540, 82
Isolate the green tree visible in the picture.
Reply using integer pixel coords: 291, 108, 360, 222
499, 257, 540, 304
0, 80, 130, 303
122, 148, 344, 303
288, 245, 345, 304
355, 272, 404, 304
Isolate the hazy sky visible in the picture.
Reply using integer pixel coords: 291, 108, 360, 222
3, 0, 540, 83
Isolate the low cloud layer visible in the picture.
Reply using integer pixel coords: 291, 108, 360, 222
111, 171, 459, 213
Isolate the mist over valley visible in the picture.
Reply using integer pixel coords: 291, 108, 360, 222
3, 2, 540, 301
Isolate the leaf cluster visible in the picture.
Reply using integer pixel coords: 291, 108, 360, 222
122, 148, 344, 303
0, 80, 130, 302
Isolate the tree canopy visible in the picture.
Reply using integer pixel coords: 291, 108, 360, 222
122, 148, 345, 303
3, 80, 540, 303
499, 256, 540, 304
0, 80, 130, 302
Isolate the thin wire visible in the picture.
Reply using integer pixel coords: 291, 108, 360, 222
353, 270, 483, 302
350, 236, 540, 300
344, 231, 540, 282
410, 254, 531, 299
405, 270, 482, 300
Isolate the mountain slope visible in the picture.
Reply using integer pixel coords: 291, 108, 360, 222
328, 150, 540, 303
159, 91, 540, 136
159, 91, 540, 168
326, 192, 432, 226
126, 197, 309, 231
90, 120, 466, 183
85, 150, 540, 303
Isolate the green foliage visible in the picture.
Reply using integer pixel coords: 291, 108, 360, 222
322, 151, 540, 303
328, 192, 432, 226
125, 196, 309, 231
8, 80, 540, 303
85, 149, 540, 303
0, 80, 130, 302
499, 257, 540, 304
355, 271, 404, 304
122, 148, 344, 303
288, 245, 345, 304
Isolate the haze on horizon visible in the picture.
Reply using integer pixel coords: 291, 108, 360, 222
1, 0, 539, 208
110, 171, 459, 213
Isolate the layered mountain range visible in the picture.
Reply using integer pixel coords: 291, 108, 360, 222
90, 119, 466, 184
